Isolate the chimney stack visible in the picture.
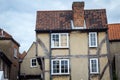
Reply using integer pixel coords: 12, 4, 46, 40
0, 29, 4, 37
72, 2, 84, 27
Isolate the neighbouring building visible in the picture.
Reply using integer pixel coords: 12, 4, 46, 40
0, 51, 12, 80
108, 24, 120, 80
35, 2, 112, 80
0, 29, 20, 80
20, 42, 42, 80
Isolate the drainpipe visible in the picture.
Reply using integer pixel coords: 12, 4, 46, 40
18, 59, 22, 80
49, 31, 52, 80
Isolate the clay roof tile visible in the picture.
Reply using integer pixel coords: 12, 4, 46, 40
108, 24, 120, 41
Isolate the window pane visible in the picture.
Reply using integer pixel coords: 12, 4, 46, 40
31, 59, 37, 67
14, 48, 17, 58
61, 60, 68, 73
53, 60, 59, 73
61, 34, 67, 46
52, 34, 59, 47
90, 59, 98, 73
89, 32, 97, 47
51, 33, 68, 48
52, 59, 69, 74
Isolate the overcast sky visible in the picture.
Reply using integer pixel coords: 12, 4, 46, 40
0, 0, 120, 53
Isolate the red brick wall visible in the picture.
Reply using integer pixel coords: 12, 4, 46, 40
72, 2, 84, 27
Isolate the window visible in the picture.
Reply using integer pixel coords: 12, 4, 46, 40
51, 59, 69, 75
14, 48, 18, 58
30, 58, 37, 67
89, 32, 97, 47
51, 33, 69, 48
90, 58, 99, 74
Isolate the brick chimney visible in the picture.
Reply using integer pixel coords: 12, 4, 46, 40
72, 2, 84, 27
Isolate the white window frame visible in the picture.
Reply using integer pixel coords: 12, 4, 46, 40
89, 32, 97, 47
51, 33, 69, 48
90, 58, 99, 74
51, 59, 69, 75
30, 58, 37, 67
14, 48, 18, 58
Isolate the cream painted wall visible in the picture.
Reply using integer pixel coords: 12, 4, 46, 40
36, 31, 110, 80
98, 32, 107, 54
52, 49, 69, 56
70, 32, 88, 55
99, 57, 110, 80
37, 33, 50, 57
21, 42, 41, 75
71, 58, 88, 80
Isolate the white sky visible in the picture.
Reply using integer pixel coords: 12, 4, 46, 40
0, 0, 120, 53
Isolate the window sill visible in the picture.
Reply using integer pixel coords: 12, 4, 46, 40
90, 72, 99, 75
30, 66, 37, 68
89, 46, 97, 48
51, 47, 69, 49
51, 73, 70, 76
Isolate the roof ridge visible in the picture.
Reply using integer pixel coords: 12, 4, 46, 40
37, 10, 72, 12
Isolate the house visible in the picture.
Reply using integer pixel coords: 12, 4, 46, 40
0, 51, 12, 80
35, 2, 112, 80
108, 24, 120, 80
20, 42, 42, 80
0, 29, 20, 80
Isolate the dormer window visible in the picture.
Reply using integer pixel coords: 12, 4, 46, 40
51, 33, 69, 48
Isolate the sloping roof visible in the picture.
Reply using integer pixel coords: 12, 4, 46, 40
36, 10, 72, 30
19, 42, 36, 61
19, 51, 27, 60
84, 9, 107, 29
108, 24, 120, 41
0, 29, 12, 38
0, 29, 20, 46
36, 9, 107, 31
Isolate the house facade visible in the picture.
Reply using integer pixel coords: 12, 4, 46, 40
20, 42, 42, 80
35, 2, 111, 80
0, 51, 12, 80
108, 24, 120, 80
0, 29, 20, 80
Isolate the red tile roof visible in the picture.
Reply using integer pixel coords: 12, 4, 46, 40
36, 10, 72, 30
85, 9, 107, 29
36, 10, 107, 31
0, 29, 20, 46
19, 51, 27, 60
0, 29, 12, 38
108, 24, 120, 41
